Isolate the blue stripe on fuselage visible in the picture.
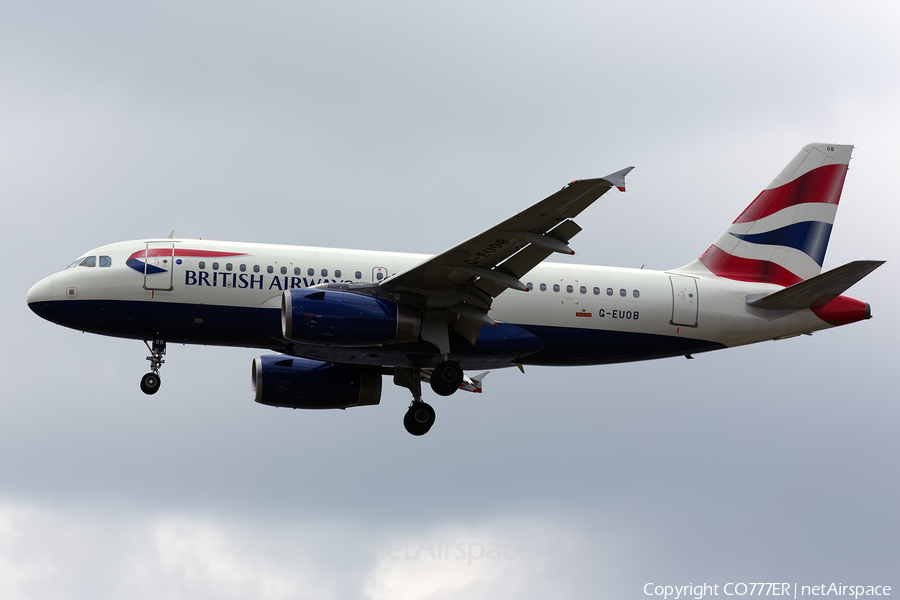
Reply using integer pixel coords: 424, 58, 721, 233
27, 299, 727, 369
125, 258, 167, 275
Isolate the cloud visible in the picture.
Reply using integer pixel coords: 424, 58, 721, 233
0, 502, 615, 600
0, 502, 335, 599
3, 0, 899, 597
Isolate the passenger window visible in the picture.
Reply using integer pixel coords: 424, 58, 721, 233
606, 288, 613, 296
526, 282, 534, 290
226, 263, 233, 271
376, 272, 384, 281
335, 269, 342, 278
553, 284, 560, 292
620, 288, 626, 297
308, 268, 314, 276
212, 262, 219, 270
267, 266, 274, 274
566, 285, 573, 293
199, 261, 206, 270
240, 264, 246, 272
280, 266, 287, 275
633, 290, 640, 298
253, 265, 260, 273
99, 256, 112, 267
294, 267, 301, 275
580, 286, 586, 294
355, 271, 362, 280
321, 269, 328, 277
79, 256, 96, 268
593, 287, 600, 295
540, 283, 547, 291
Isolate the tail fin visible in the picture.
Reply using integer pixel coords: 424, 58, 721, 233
681, 143, 853, 286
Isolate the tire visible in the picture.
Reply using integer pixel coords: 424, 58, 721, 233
430, 361, 462, 396
404, 402, 435, 436
140, 372, 161, 395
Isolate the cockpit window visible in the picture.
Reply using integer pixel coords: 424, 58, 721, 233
66, 258, 84, 270
99, 256, 112, 267
79, 256, 97, 268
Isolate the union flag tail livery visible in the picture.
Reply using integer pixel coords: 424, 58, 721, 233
27, 142, 883, 436
686, 143, 851, 286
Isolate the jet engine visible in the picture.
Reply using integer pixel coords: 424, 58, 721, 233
252, 355, 382, 409
282, 288, 420, 346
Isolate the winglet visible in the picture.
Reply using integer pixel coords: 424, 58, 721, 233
602, 166, 635, 192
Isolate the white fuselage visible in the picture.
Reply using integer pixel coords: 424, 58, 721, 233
27, 238, 838, 370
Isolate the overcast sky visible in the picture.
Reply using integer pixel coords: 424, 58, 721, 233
3, 1, 898, 598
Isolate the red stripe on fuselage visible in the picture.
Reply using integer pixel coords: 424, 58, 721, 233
733, 163, 848, 224
127, 249, 249, 260
698, 244, 803, 286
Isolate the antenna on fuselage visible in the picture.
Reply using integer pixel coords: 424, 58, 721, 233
166, 230, 175, 239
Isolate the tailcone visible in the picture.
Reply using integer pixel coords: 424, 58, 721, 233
810, 295, 869, 327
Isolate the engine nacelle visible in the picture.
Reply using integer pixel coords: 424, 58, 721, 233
252, 355, 382, 409
282, 288, 420, 346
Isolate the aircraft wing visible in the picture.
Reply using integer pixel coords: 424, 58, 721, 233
380, 167, 633, 340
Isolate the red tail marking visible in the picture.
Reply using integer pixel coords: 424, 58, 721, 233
734, 164, 848, 224
699, 245, 803, 286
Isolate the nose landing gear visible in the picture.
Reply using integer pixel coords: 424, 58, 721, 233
141, 337, 166, 395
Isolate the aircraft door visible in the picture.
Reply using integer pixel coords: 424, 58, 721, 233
142, 242, 176, 291
669, 275, 698, 327
372, 267, 389, 282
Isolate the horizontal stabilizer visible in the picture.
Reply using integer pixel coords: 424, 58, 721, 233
460, 371, 489, 393
746, 260, 885, 310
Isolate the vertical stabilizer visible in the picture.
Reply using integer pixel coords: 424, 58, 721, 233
680, 143, 853, 286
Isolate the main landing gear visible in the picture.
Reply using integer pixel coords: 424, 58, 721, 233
430, 360, 463, 396
141, 337, 166, 395
395, 362, 465, 436
396, 368, 438, 436
404, 401, 436, 437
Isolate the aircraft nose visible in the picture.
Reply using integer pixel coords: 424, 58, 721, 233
26, 276, 53, 309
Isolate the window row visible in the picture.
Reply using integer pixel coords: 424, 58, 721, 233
526, 282, 640, 298
196, 262, 367, 280
68, 256, 112, 269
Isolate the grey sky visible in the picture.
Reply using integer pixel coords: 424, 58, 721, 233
2, 1, 898, 598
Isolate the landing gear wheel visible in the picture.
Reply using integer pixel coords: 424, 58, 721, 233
140, 372, 161, 395
142, 338, 166, 395
404, 402, 435, 436
430, 361, 463, 396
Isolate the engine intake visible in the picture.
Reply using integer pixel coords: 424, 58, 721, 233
252, 355, 382, 409
282, 288, 420, 346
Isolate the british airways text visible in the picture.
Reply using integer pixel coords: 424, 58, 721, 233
184, 271, 340, 290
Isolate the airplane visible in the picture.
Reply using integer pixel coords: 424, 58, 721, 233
26, 143, 883, 436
